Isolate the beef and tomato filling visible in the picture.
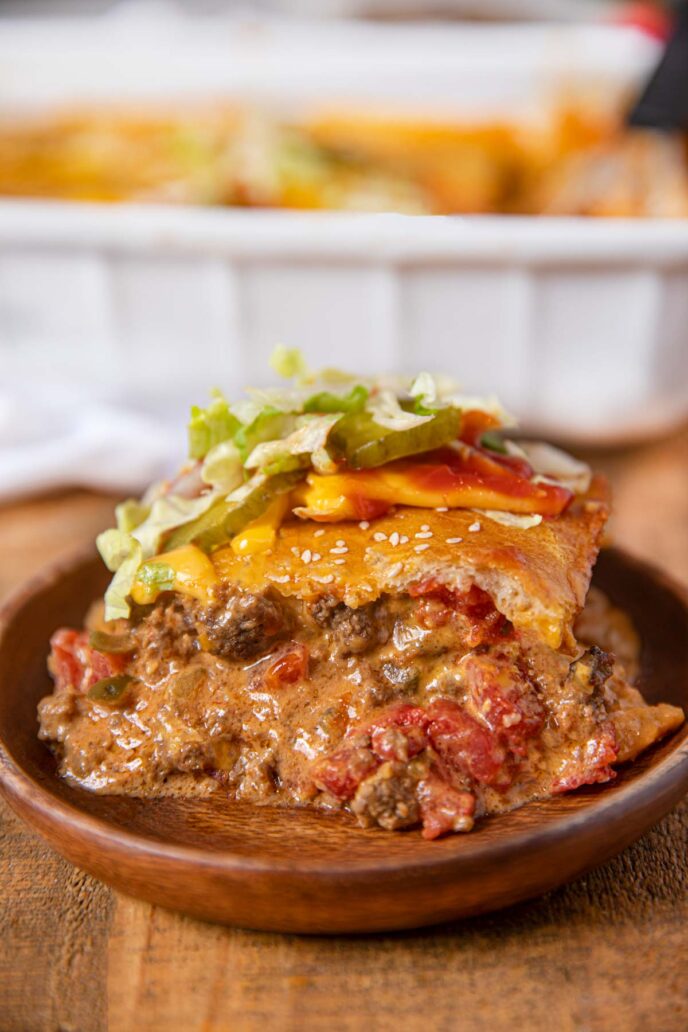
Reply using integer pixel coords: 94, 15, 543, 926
38, 581, 681, 838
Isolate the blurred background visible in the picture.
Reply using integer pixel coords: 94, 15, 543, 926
0, 0, 687, 503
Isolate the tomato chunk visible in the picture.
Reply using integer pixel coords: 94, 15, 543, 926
48, 628, 129, 693
461, 653, 543, 757
368, 703, 430, 761
427, 699, 511, 788
418, 773, 476, 840
410, 581, 511, 647
262, 642, 309, 691
312, 746, 379, 800
552, 724, 618, 794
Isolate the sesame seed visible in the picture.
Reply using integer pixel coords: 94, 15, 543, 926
389, 531, 400, 547
468, 521, 482, 533
414, 543, 430, 553
291, 546, 301, 557
335, 539, 346, 547
330, 546, 348, 555
399, 535, 409, 544
333, 558, 346, 565
314, 529, 325, 538
358, 521, 370, 530
312, 553, 321, 562
301, 549, 313, 564
420, 524, 430, 532
314, 573, 334, 584
435, 507, 448, 512
273, 574, 290, 583
373, 532, 387, 542
415, 531, 433, 540
446, 537, 463, 545
388, 562, 403, 577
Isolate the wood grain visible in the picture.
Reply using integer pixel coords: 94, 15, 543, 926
0, 429, 687, 1030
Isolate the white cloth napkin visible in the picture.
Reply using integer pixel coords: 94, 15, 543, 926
0, 384, 180, 502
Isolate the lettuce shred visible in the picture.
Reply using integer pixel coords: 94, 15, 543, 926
188, 394, 240, 460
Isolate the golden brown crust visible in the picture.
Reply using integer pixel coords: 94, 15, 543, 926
212, 488, 610, 649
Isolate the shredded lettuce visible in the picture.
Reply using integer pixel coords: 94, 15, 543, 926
132, 491, 223, 558
188, 393, 240, 460
201, 439, 244, 493
115, 498, 150, 534
234, 407, 297, 463
245, 414, 341, 474
409, 371, 439, 414
270, 345, 309, 381
137, 561, 176, 593
303, 384, 369, 415
366, 389, 432, 431
98, 490, 224, 618
96, 529, 143, 622
517, 441, 592, 495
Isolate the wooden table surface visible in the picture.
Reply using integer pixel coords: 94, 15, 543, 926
1, 430, 687, 1032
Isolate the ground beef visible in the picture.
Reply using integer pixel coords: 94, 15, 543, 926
584, 646, 615, 691
204, 589, 285, 661
312, 595, 389, 655
351, 761, 421, 830
137, 597, 198, 661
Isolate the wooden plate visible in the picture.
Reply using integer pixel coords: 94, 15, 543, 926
0, 547, 687, 934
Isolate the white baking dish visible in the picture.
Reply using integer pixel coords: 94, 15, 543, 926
1, 13, 686, 443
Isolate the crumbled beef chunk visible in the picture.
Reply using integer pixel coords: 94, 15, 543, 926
585, 646, 615, 690
205, 589, 284, 661
569, 646, 614, 696
138, 598, 198, 660
351, 761, 421, 830
312, 595, 389, 655
311, 596, 341, 626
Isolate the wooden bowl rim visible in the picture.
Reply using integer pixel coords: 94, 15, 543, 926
0, 544, 687, 881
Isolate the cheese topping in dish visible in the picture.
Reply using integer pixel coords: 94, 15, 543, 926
37, 354, 684, 838
3, 105, 688, 217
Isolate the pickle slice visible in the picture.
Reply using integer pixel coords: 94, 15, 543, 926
327, 406, 461, 470
88, 674, 134, 705
88, 630, 134, 654
164, 471, 303, 553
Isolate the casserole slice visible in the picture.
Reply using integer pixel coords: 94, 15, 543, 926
38, 358, 683, 837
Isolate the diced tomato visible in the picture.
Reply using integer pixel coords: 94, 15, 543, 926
368, 704, 430, 761
48, 628, 128, 693
418, 773, 476, 840
49, 629, 87, 691
427, 699, 511, 788
262, 642, 309, 691
552, 724, 618, 794
461, 653, 543, 757
370, 724, 428, 762
312, 746, 379, 800
369, 702, 430, 732
410, 580, 511, 647
416, 597, 453, 629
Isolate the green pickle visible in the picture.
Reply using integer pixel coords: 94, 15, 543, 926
328, 406, 461, 469
88, 674, 134, 705
88, 630, 134, 654
164, 471, 303, 553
